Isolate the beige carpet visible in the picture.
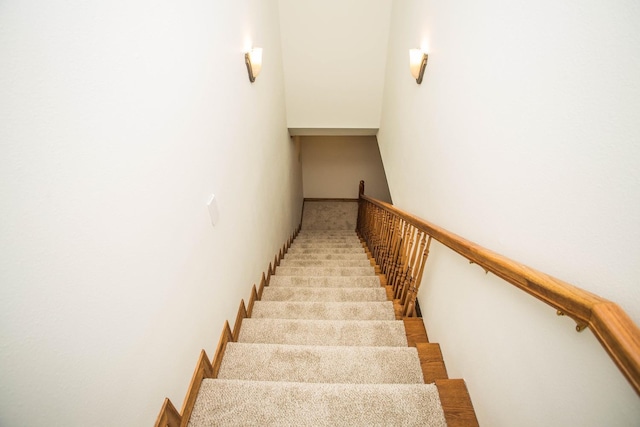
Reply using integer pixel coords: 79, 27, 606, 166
269, 275, 381, 287
275, 266, 377, 277
188, 201, 447, 426
251, 301, 396, 321
218, 343, 424, 384
191, 380, 446, 427
237, 318, 410, 347
261, 287, 387, 302
279, 259, 373, 267
300, 200, 359, 230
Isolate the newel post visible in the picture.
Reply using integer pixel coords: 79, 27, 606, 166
356, 180, 365, 233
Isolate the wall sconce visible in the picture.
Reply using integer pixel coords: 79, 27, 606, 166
409, 49, 428, 84
245, 48, 263, 83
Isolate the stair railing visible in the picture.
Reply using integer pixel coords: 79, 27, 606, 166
356, 180, 640, 396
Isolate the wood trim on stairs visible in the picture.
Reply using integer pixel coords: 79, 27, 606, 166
404, 317, 430, 347
360, 190, 640, 395
267, 262, 274, 280
258, 273, 267, 300
154, 398, 181, 427
233, 300, 248, 342
436, 379, 480, 427
211, 321, 233, 379
417, 343, 449, 384
247, 285, 259, 318
179, 350, 213, 427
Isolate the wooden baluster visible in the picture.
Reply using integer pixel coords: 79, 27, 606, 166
393, 223, 412, 298
369, 207, 382, 258
378, 211, 391, 271
398, 228, 415, 305
403, 233, 431, 317
371, 206, 380, 260
388, 219, 405, 290
402, 232, 428, 316
363, 201, 372, 246
374, 206, 384, 261
387, 217, 403, 286
381, 212, 394, 275
399, 227, 420, 304
374, 209, 385, 264
363, 202, 372, 249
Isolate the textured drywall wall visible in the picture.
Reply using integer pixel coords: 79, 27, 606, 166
278, 0, 392, 128
0, 1, 302, 425
301, 136, 392, 202
378, 0, 640, 426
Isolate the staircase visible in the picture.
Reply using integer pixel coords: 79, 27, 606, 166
184, 201, 478, 426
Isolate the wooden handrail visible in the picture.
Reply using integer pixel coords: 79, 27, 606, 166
357, 181, 640, 396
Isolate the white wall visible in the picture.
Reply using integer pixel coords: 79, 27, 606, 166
301, 136, 392, 202
278, 0, 392, 129
378, 0, 640, 426
0, 1, 302, 425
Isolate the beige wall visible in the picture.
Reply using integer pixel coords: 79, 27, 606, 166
301, 136, 392, 202
378, 0, 640, 426
0, 1, 302, 425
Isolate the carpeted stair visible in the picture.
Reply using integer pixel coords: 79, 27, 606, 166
187, 201, 451, 426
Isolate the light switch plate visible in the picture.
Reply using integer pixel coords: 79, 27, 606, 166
207, 194, 219, 226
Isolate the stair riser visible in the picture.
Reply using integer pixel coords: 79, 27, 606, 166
284, 253, 369, 260
268, 276, 381, 288
275, 267, 376, 277
297, 231, 358, 236
190, 380, 446, 427
251, 301, 396, 321
290, 243, 364, 249
287, 248, 366, 254
237, 319, 409, 347
279, 260, 373, 268
218, 343, 424, 384
261, 287, 387, 302
293, 238, 362, 243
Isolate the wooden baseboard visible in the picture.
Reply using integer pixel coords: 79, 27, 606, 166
268, 262, 274, 279
404, 317, 429, 347
154, 398, 181, 427
179, 350, 213, 427
258, 273, 267, 299
435, 379, 479, 427
233, 300, 247, 342
247, 285, 259, 318
211, 321, 233, 378
416, 343, 448, 384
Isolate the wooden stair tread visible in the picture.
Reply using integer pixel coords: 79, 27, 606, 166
404, 317, 430, 347
416, 343, 449, 384
436, 379, 479, 427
